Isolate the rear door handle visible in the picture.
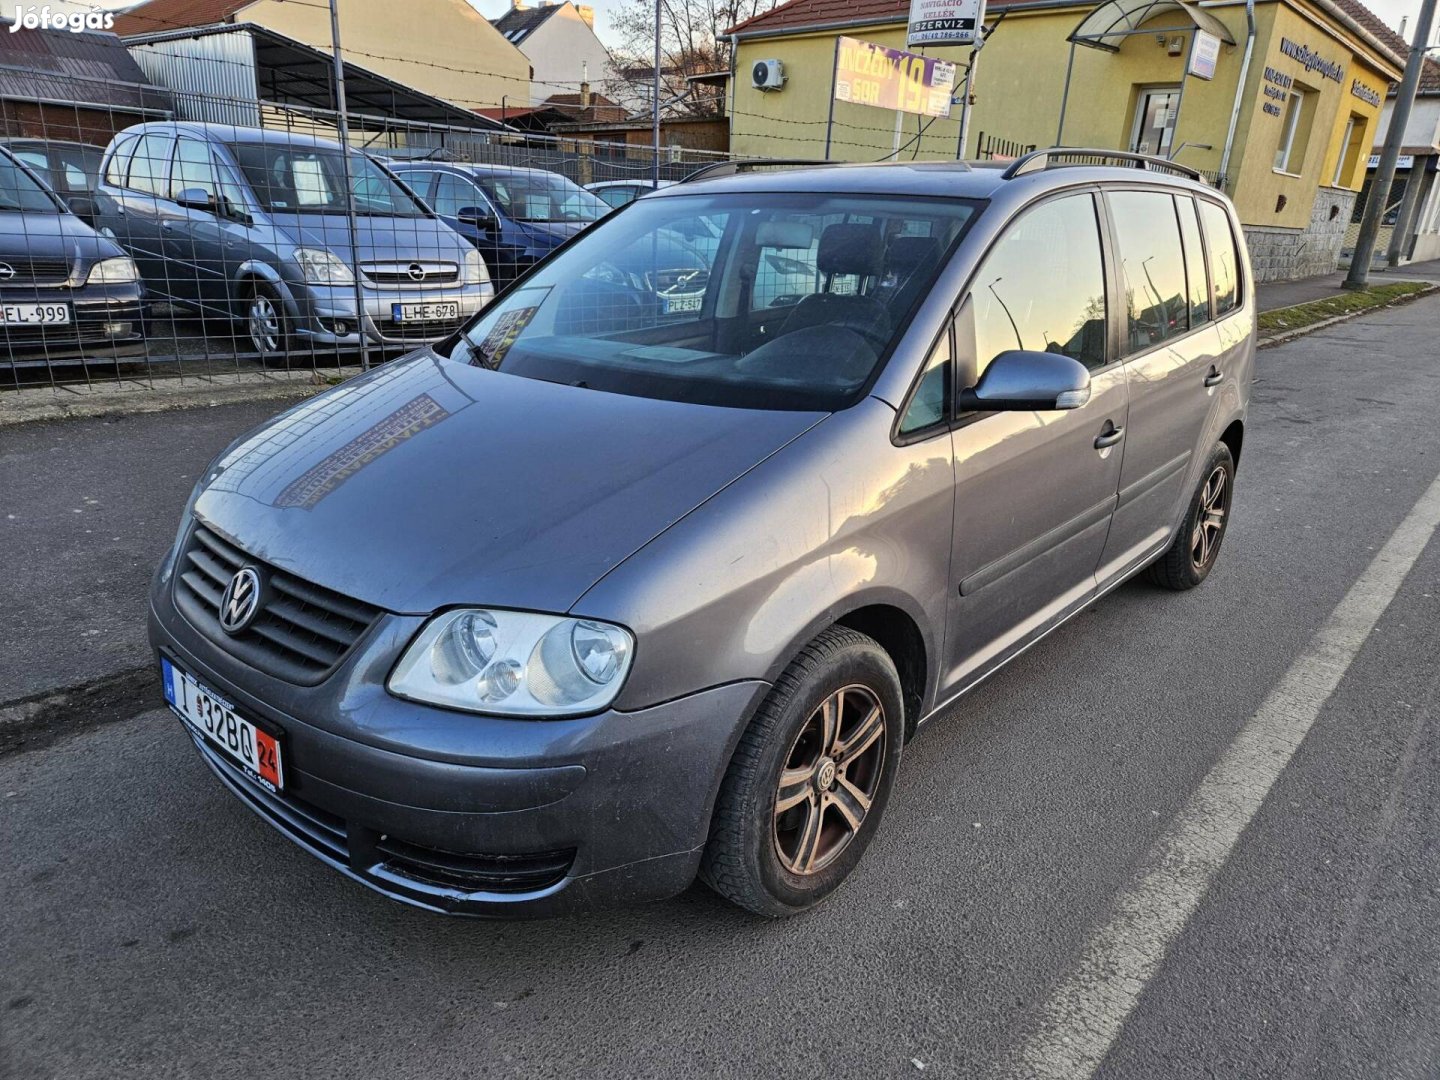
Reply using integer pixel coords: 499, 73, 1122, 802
1204, 367, 1224, 387
1094, 424, 1124, 449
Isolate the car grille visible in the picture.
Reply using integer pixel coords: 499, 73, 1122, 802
359, 260, 460, 286
374, 315, 467, 341
0, 257, 72, 286
174, 523, 381, 685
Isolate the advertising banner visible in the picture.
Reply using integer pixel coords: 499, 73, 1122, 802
907, 0, 985, 47
834, 36, 957, 118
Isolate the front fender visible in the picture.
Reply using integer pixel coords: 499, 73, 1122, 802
233, 260, 302, 320
574, 398, 955, 714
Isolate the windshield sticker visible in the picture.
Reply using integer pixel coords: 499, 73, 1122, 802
474, 291, 548, 369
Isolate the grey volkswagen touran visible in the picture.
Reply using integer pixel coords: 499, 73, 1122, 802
149, 151, 1254, 917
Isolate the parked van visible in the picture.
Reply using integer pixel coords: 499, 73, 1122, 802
94, 124, 492, 358
1, 146, 146, 368
150, 151, 1254, 917
388, 162, 607, 286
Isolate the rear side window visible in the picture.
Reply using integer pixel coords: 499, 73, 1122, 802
104, 135, 137, 185
1108, 189, 1188, 353
1176, 196, 1211, 328
127, 132, 174, 196
966, 193, 1108, 381
1198, 200, 1241, 316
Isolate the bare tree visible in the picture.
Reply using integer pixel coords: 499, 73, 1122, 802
605, 0, 778, 117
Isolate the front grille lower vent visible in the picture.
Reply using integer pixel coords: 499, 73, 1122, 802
174, 523, 381, 684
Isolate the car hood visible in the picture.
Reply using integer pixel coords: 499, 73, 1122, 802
193, 350, 825, 614
266, 211, 470, 264
0, 209, 122, 264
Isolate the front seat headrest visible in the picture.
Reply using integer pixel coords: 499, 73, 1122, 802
816, 223, 884, 279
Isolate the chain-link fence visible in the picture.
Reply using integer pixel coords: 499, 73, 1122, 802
1, 45, 740, 395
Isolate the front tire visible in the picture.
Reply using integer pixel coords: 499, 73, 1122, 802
1146, 442, 1235, 590
242, 282, 290, 364
701, 626, 904, 917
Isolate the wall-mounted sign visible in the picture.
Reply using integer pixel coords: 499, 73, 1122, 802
907, 0, 986, 47
1188, 30, 1221, 80
1350, 79, 1381, 107
1278, 36, 1343, 83
834, 36, 957, 117
1260, 65, 1292, 117
1368, 154, 1415, 169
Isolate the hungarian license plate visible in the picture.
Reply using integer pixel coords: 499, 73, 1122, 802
1, 303, 71, 325
162, 658, 284, 792
391, 301, 460, 322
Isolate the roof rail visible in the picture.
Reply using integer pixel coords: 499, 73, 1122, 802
1000, 147, 1204, 182
680, 158, 839, 184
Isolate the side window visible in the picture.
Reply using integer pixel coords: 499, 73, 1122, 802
1109, 189, 1189, 353
433, 172, 484, 217
966, 193, 1107, 386
1198, 200, 1241, 316
12, 149, 51, 185
171, 138, 217, 202
104, 135, 137, 186
898, 326, 951, 435
127, 133, 174, 196
1176, 196, 1211, 328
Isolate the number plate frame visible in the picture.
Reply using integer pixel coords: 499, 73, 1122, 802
162, 658, 285, 792
1, 303, 72, 325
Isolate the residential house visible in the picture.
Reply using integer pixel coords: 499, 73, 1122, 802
490, 0, 618, 105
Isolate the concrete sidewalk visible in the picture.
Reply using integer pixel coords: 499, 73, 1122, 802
1255, 257, 1440, 311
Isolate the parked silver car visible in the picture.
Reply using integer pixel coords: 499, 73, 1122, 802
149, 150, 1254, 917
94, 123, 491, 357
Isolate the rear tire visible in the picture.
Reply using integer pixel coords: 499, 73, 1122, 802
700, 625, 904, 917
1145, 442, 1235, 590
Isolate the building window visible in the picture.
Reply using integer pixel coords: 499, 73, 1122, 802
1332, 114, 1367, 188
1274, 88, 1311, 174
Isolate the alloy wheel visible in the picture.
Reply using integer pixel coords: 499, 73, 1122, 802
773, 684, 886, 875
248, 293, 281, 354
1190, 464, 1229, 569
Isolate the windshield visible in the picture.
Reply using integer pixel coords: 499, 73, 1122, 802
0, 153, 62, 213
448, 191, 978, 411
474, 171, 607, 224
228, 142, 426, 217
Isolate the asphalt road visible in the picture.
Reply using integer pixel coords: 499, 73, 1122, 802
4, 295, 1440, 1079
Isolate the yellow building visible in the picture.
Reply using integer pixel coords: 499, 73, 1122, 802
728, 0, 1405, 279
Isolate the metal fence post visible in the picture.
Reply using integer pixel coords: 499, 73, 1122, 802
328, 0, 372, 371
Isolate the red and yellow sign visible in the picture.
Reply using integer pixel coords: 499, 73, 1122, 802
834, 37, 957, 118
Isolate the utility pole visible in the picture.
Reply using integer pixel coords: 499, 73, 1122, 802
652, 0, 662, 188
1344, 0, 1437, 288
328, 0, 372, 371
956, 39, 982, 160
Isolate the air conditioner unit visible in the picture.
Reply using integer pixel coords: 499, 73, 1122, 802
752, 59, 785, 91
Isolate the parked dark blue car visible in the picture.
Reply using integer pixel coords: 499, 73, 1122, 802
389, 162, 608, 286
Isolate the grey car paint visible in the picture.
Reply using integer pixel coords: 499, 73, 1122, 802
148, 159, 1254, 916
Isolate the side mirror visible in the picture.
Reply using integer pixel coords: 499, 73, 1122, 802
174, 187, 218, 213
959, 349, 1092, 412
456, 206, 498, 231
66, 194, 98, 225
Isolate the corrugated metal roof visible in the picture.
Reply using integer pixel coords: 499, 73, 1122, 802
0, 23, 174, 115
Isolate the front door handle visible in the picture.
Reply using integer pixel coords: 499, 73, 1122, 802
1094, 423, 1125, 449
1204, 366, 1224, 387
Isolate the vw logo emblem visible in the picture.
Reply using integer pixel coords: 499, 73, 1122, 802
218, 567, 262, 634
406, 263, 426, 281
0, 263, 14, 281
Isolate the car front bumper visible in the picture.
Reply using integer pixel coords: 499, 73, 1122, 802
148, 578, 765, 918
288, 281, 492, 348
1, 284, 147, 365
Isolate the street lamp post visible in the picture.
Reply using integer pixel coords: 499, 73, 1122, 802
1344, 0, 1438, 289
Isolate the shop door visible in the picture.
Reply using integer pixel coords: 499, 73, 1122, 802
1132, 88, 1182, 157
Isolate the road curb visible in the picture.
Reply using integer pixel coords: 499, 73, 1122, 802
0, 666, 160, 757
1258, 281, 1439, 349
0, 369, 356, 428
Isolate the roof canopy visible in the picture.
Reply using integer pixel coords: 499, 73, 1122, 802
1068, 0, 1236, 51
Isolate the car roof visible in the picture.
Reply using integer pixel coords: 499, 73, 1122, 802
113, 121, 348, 152
658, 158, 1221, 203
1, 138, 99, 151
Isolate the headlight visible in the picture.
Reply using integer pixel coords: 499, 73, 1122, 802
462, 246, 490, 286
293, 247, 355, 285
86, 256, 139, 284
388, 608, 633, 717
